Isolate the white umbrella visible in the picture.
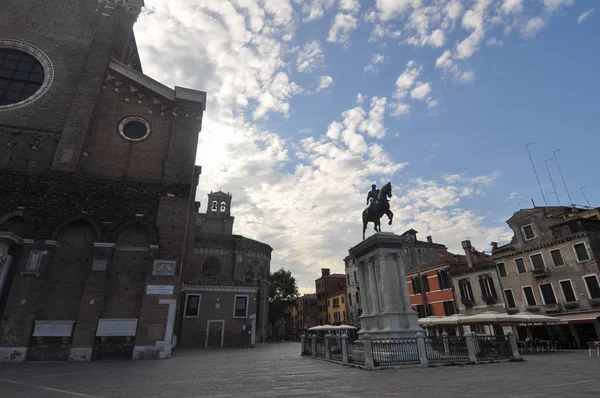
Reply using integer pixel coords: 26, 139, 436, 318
513, 312, 562, 324
460, 311, 517, 324
307, 325, 323, 331
337, 325, 357, 330
431, 314, 468, 325
418, 316, 445, 326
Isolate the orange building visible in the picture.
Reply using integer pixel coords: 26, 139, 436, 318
407, 252, 469, 318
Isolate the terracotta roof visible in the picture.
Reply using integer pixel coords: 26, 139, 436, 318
183, 275, 255, 287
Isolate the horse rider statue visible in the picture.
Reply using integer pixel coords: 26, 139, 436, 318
362, 182, 394, 239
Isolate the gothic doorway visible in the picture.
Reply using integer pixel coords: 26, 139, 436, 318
205, 320, 224, 348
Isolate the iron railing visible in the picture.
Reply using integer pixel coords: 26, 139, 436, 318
473, 335, 513, 361
328, 338, 343, 362
425, 336, 469, 364
348, 339, 365, 365
315, 338, 326, 358
372, 338, 420, 366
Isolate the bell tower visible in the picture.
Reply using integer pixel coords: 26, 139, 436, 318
197, 191, 234, 235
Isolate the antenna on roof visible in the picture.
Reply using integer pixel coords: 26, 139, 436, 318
526, 143, 547, 206
544, 158, 561, 205
580, 186, 591, 207
553, 150, 573, 206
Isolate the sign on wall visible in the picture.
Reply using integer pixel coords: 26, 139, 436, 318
96, 318, 138, 337
146, 285, 174, 295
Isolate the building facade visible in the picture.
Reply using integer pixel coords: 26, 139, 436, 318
291, 294, 317, 335
315, 269, 345, 326
0, 0, 205, 362
492, 206, 600, 346
179, 191, 272, 347
344, 258, 361, 327
326, 289, 348, 325
407, 252, 463, 319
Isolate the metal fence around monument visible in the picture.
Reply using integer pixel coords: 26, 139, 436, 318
328, 337, 343, 362
347, 339, 365, 366
473, 335, 513, 361
314, 338, 326, 358
372, 338, 420, 366
425, 336, 470, 364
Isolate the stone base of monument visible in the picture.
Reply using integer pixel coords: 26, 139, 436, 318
348, 232, 428, 339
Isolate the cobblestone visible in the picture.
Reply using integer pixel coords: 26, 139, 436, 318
0, 343, 599, 397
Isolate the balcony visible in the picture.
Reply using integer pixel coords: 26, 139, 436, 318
526, 305, 540, 312
461, 298, 474, 307
564, 301, 579, 309
482, 295, 497, 305
531, 268, 551, 278
590, 298, 600, 307
543, 303, 561, 313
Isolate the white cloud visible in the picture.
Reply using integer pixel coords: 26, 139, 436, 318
327, 13, 359, 45
356, 93, 365, 104
338, 0, 360, 12
508, 192, 518, 199
460, 69, 475, 82
394, 60, 421, 99
502, 0, 523, 14
445, 0, 464, 22
443, 171, 501, 186
543, 0, 574, 13
297, 0, 336, 21
363, 53, 386, 74
410, 82, 432, 100
316, 75, 334, 92
521, 16, 546, 39
577, 9, 594, 24
486, 37, 504, 47
390, 102, 411, 117
295, 40, 324, 72
427, 99, 438, 109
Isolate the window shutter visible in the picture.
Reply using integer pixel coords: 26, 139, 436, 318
488, 278, 498, 299
479, 278, 487, 297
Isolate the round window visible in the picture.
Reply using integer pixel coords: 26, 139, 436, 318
203, 258, 221, 276
118, 117, 151, 141
0, 40, 54, 111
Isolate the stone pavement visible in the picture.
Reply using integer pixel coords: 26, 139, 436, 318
0, 343, 599, 397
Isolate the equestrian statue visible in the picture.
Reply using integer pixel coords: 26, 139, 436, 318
362, 182, 394, 240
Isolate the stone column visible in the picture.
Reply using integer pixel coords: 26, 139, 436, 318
506, 331, 521, 360
311, 334, 316, 357
416, 332, 428, 366
395, 252, 414, 313
465, 332, 477, 363
325, 334, 331, 360
368, 258, 381, 315
442, 332, 450, 355
378, 252, 396, 313
357, 261, 371, 317
341, 334, 349, 364
300, 334, 305, 356
363, 333, 374, 370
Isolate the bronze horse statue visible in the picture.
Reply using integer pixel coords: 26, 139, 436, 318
362, 182, 394, 239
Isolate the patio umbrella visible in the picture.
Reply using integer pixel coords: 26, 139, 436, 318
513, 312, 562, 324
460, 311, 517, 324
337, 325, 357, 330
418, 316, 445, 327
431, 314, 468, 325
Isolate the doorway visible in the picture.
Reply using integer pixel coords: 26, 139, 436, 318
205, 320, 224, 348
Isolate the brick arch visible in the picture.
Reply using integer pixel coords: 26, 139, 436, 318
51, 215, 102, 242
110, 219, 158, 246
0, 210, 34, 239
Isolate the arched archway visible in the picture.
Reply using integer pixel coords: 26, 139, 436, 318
43, 219, 96, 320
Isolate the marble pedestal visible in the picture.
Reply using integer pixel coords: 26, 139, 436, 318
348, 232, 423, 339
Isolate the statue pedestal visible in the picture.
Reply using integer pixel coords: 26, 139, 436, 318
348, 232, 423, 339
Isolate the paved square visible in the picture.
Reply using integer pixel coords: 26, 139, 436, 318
0, 343, 599, 397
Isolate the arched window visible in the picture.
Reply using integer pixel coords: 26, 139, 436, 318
220, 201, 226, 212
210, 201, 218, 212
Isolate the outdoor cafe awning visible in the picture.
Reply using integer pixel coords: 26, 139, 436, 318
419, 311, 562, 327
555, 311, 600, 324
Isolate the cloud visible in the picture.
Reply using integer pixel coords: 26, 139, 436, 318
295, 40, 324, 72
316, 75, 334, 92
410, 82, 432, 100
501, 0, 523, 14
486, 37, 504, 47
508, 192, 518, 199
327, 13, 359, 45
338, 0, 360, 12
543, 0, 574, 13
297, 0, 336, 22
521, 16, 546, 39
363, 53, 386, 74
442, 171, 502, 187
394, 60, 421, 99
577, 9, 594, 24
356, 93, 365, 104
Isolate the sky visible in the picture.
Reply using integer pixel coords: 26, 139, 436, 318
134, 0, 600, 294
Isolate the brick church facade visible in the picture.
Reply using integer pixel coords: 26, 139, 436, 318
0, 0, 206, 361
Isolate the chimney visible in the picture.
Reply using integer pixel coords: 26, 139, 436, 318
462, 240, 474, 268
490, 242, 498, 251
426, 236, 432, 244
321, 268, 330, 277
